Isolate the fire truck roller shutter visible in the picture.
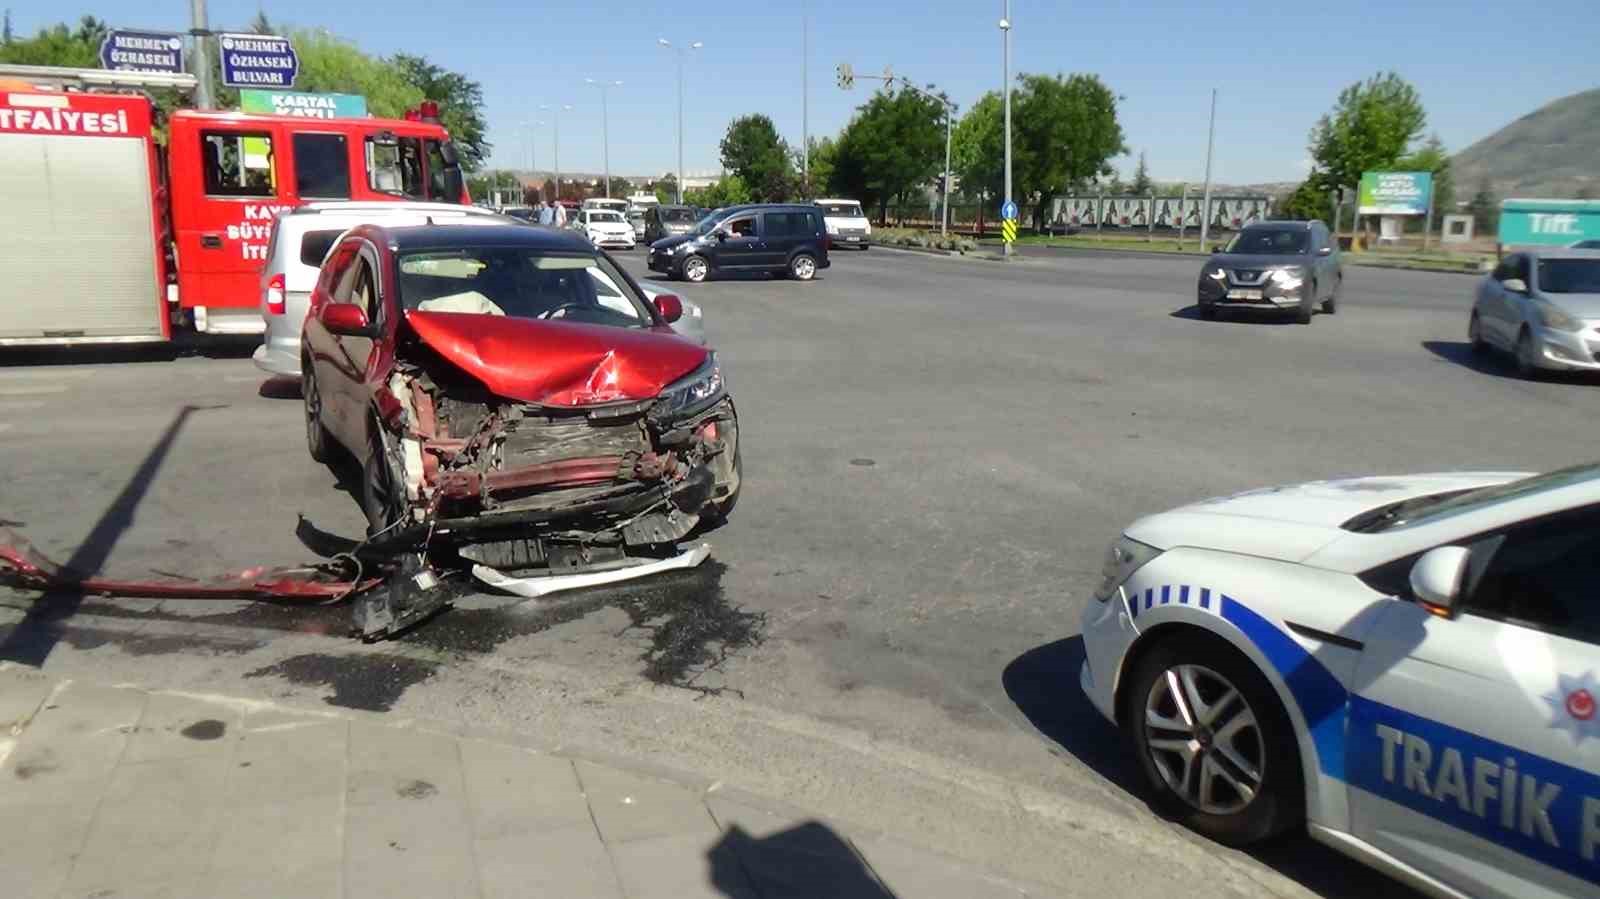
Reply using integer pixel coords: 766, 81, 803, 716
0, 132, 163, 341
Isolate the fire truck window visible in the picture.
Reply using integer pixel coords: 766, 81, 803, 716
366, 136, 426, 200
293, 133, 350, 200
201, 131, 275, 197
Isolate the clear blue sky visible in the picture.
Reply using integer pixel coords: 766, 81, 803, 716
14, 1, 1600, 185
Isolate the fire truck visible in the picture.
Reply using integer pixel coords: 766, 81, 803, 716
0, 64, 469, 345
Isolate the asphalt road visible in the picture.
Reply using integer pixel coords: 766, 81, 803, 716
4, 247, 1598, 897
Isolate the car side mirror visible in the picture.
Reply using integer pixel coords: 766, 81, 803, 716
1210, 244, 1223, 254
652, 293, 684, 323
1409, 545, 1471, 617
1501, 278, 1529, 295
1317, 246, 1333, 256
319, 303, 371, 336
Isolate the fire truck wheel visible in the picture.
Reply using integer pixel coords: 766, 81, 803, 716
303, 361, 334, 464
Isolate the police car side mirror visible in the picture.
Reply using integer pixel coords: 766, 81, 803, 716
1409, 546, 1471, 617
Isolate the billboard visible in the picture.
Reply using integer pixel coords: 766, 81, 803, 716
1497, 199, 1600, 247
239, 89, 368, 120
1358, 171, 1433, 216
1050, 196, 1270, 230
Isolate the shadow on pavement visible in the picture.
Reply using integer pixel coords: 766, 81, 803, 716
1003, 637, 1423, 899
0, 404, 221, 667
1420, 340, 1600, 385
709, 822, 895, 898
0, 336, 257, 368
258, 375, 302, 400
1170, 304, 1301, 326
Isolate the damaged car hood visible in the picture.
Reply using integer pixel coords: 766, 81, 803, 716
406, 311, 708, 406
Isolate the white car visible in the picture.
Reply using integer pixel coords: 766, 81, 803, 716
576, 209, 637, 251
1079, 465, 1600, 899
253, 202, 508, 377
816, 198, 872, 249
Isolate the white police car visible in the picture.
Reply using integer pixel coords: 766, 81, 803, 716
1080, 464, 1600, 899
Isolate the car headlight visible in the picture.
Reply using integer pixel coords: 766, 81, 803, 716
1536, 302, 1581, 331
1092, 536, 1162, 603
1204, 266, 1226, 281
1270, 267, 1306, 288
656, 352, 725, 417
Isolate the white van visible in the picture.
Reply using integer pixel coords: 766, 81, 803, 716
815, 198, 873, 249
253, 202, 507, 377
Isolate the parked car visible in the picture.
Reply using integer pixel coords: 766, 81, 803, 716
815, 198, 872, 249
644, 205, 702, 243
647, 204, 830, 283
253, 202, 508, 378
1196, 220, 1342, 324
1469, 248, 1600, 376
300, 223, 740, 551
575, 208, 638, 251
1079, 462, 1600, 898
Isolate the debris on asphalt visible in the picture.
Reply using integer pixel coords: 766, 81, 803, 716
471, 542, 711, 598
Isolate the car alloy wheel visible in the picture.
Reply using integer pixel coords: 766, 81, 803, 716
790, 254, 817, 281
362, 424, 407, 540
1143, 664, 1265, 816
683, 255, 709, 283
1515, 329, 1543, 378
303, 361, 332, 464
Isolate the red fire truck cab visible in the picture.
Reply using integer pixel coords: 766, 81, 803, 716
0, 68, 469, 345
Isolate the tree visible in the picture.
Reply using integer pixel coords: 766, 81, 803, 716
687, 175, 752, 209
1397, 134, 1454, 227
719, 114, 793, 202
650, 174, 678, 203
1466, 178, 1499, 235
830, 85, 946, 219
1130, 152, 1152, 195
1308, 72, 1427, 194
249, 11, 275, 34
951, 92, 1003, 203
541, 178, 558, 202
1012, 73, 1127, 228
1281, 173, 1335, 222
279, 30, 422, 119
0, 16, 109, 67
391, 53, 490, 173
606, 176, 634, 199
798, 136, 837, 199
467, 170, 524, 201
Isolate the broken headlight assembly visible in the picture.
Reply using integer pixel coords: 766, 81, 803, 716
655, 352, 725, 417
1092, 536, 1162, 602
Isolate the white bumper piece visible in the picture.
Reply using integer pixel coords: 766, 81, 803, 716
471, 543, 711, 598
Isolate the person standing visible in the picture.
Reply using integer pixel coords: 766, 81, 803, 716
551, 201, 567, 228
537, 201, 553, 226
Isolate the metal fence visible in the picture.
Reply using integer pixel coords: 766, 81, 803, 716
872, 194, 1277, 236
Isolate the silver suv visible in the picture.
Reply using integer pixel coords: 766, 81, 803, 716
1196, 220, 1342, 324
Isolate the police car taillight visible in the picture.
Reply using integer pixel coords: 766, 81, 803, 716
265, 274, 286, 316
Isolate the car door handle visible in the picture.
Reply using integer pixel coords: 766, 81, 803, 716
200, 233, 224, 249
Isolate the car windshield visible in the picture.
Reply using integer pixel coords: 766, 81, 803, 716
589, 211, 625, 224
1538, 259, 1600, 294
396, 247, 651, 329
662, 207, 698, 223
1226, 228, 1309, 255
820, 203, 864, 218
1349, 462, 1600, 532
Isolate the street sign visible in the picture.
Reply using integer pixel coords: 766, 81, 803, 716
836, 63, 854, 90
239, 89, 368, 120
99, 30, 185, 75
1001, 219, 1018, 243
218, 33, 299, 89
1001, 199, 1018, 221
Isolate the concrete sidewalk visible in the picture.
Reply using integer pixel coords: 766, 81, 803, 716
0, 666, 1050, 899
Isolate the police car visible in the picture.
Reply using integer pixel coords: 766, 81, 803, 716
1079, 464, 1600, 899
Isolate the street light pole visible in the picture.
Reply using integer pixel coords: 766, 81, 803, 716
1000, 2, 1013, 257
659, 39, 703, 205
190, 0, 214, 109
802, 0, 809, 192
541, 104, 572, 201
1199, 88, 1217, 251
943, 110, 952, 235
586, 79, 623, 197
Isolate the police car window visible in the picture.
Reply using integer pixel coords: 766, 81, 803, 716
1467, 508, 1600, 644
293, 133, 350, 199
202, 131, 274, 197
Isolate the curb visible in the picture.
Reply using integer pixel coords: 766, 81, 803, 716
870, 244, 1022, 263
975, 240, 1488, 275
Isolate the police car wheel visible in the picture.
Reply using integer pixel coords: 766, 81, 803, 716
1124, 632, 1304, 846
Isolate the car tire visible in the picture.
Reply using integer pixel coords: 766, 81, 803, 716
1123, 631, 1304, 847
303, 359, 334, 464
682, 255, 709, 283
1295, 296, 1314, 325
1514, 328, 1543, 379
789, 253, 818, 281
1321, 277, 1339, 314
361, 422, 407, 540
1468, 312, 1490, 354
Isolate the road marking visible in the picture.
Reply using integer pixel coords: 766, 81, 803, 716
223, 374, 263, 383
0, 384, 69, 397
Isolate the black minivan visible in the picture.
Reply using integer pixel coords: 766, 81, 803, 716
647, 204, 831, 283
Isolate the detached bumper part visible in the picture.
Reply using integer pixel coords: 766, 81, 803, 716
472, 542, 711, 598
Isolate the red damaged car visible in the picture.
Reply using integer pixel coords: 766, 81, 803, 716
300, 223, 740, 573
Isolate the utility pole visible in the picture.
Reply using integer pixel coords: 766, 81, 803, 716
586, 79, 622, 197
190, 0, 214, 109
1199, 88, 1217, 251
943, 109, 952, 235
834, 65, 955, 234
801, 0, 810, 193
541, 104, 572, 201
659, 39, 702, 205
1000, 1, 1013, 256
